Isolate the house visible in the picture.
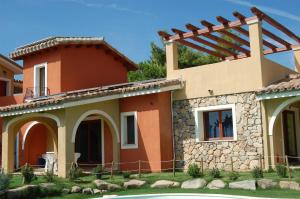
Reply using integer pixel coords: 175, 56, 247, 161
0, 7, 300, 178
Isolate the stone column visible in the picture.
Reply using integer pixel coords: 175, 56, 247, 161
248, 18, 264, 60
57, 118, 74, 178
2, 125, 15, 173
293, 46, 300, 72
166, 41, 178, 79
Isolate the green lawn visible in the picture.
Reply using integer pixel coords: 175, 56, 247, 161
8, 170, 300, 199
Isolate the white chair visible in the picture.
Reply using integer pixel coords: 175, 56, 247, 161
74, 153, 81, 166
42, 152, 58, 173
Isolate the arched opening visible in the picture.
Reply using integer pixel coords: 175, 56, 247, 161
269, 98, 300, 165
2, 113, 59, 173
72, 110, 119, 169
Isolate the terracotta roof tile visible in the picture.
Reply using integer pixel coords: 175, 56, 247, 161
0, 78, 183, 113
257, 74, 300, 94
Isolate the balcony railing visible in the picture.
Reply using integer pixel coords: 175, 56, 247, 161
24, 87, 50, 101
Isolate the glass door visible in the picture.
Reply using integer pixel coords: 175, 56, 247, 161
283, 110, 298, 163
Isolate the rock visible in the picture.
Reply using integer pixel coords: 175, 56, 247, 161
39, 183, 56, 189
279, 181, 300, 190
71, 186, 82, 193
7, 185, 39, 199
82, 188, 93, 195
94, 179, 109, 190
62, 188, 70, 194
93, 189, 102, 194
124, 179, 146, 189
207, 179, 226, 189
181, 178, 206, 189
257, 179, 277, 189
229, 180, 256, 190
107, 183, 122, 191
151, 180, 180, 188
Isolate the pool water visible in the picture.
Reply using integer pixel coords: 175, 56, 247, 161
101, 194, 276, 199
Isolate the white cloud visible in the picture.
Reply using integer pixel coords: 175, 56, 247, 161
225, 0, 300, 22
61, 0, 153, 16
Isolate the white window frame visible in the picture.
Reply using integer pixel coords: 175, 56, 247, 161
194, 104, 237, 142
121, 111, 138, 149
33, 62, 48, 97
0, 77, 11, 96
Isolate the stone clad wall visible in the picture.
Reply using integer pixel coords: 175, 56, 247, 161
173, 92, 263, 171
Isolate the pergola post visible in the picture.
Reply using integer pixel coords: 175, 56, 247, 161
166, 41, 178, 79
247, 18, 264, 60
293, 46, 300, 72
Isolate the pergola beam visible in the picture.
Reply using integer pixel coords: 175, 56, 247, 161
251, 7, 300, 43
186, 23, 250, 55
217, 15, 278, 50
233, 11, 291, 47
172, 28, 237, 57
158, 31, 226, 59
200, 20, 250, 47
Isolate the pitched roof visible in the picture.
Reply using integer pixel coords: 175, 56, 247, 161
257, 74, 300, 94
10, 36, 138, 70
0, 78, 183, 115
0, 54, 22, 74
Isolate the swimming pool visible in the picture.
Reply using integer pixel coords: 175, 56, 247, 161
101, 194, 277, 199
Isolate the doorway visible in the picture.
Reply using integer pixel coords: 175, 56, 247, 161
75, 120, 103, 164
282, 110, 299, 164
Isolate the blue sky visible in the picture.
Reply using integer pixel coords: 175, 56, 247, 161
1, 0, 300, 70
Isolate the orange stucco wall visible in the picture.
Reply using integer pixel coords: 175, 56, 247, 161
22, 46, 129, 95
119, 92, 173, 172
60, 47, 128, 92
104, 122, 113, 167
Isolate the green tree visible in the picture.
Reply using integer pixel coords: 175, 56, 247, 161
128, 42, 220, 82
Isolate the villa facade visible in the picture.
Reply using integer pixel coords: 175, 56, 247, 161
0, 7, 300, 178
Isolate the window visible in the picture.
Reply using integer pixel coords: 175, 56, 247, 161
121, 112, 138, 149
34, 63, 47, 97
194, 104, 237, 142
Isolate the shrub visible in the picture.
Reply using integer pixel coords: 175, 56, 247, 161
209, 167, 221, 178
228, 172, 239, 181
276, 164, 287, 178
122, 171, 131, 179
187, 163, 203, 178
0, 173, 10, 191
21, 163, 35, 184
68, 163, 82, 181
44, 170, 55, 182
251, 166, 263, 178
267, 166, 275, 173
93, 165, 103, 179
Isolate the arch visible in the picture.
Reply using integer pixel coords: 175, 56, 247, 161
269, 95, 300, 135
71, 109, 119, 143
5, 113, 61, 132
22, 121, 40, 150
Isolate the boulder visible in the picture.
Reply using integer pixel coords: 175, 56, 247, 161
94, 179, 109, 190
71, 186, 82, 193
151, 180, 180, 188
181, 178, 206, 189
39, 183, 56, 189
62, 188, 70, 194
107, 183, 122, 191
279, 181, 300, 190
257, 179, 277, 189
124, 179, 146, 189
207, 179, 226, 189
229, 180, 256, 190
82, 188, 93, 195
7, 185, 39, 199
93, 189, 102, 194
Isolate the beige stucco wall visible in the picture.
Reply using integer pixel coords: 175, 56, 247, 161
0, 64, 16, 95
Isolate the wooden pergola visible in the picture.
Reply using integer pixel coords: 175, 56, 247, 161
158, 7, 300, 61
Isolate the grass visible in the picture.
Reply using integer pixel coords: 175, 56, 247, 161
7, 169, 300, 199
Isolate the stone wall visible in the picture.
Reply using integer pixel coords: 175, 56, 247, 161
173, 92, 264, 171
